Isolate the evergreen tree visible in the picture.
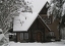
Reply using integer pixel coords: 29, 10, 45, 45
0, 0, 32, 33
0, 0, 32, 45
47, 0, 65, 40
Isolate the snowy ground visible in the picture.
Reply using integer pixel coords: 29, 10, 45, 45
1, 41, 65, 46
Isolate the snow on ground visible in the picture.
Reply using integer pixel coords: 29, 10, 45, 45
2, 42, 65, 46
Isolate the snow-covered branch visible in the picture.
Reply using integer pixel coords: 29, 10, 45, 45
0, 0, 32, 45
47, 0, 65, 40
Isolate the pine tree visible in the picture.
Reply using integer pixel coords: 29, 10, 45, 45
0, 0, 32, 33
47, 0, 65, 40
0, 0, 32, 45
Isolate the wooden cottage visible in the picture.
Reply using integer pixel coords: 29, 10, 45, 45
9, 1, 60, 43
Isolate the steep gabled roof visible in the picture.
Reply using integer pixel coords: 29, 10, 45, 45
13, 0, 51, 31
39, 2, 49, 14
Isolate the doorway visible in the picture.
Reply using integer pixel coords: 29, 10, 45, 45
34, 31, 43, 42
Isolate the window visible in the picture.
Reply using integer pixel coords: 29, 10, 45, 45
20, 33, 29, 41
24, 33, 29, 39
20, 33, 23, 40
61, 28, 65, 40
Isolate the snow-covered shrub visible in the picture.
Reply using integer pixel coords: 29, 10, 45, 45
0, 0, 32, 45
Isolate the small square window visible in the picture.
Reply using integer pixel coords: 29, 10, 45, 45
19, 33, 29, 41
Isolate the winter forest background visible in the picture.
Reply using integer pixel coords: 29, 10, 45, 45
0, 0, 65, 45
47, 0, 65, 40
0, 0, 32, 33
0, 0, 32, 45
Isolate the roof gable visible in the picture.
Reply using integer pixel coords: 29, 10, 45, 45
39, 2, 49, 14
13, 0, 51, 31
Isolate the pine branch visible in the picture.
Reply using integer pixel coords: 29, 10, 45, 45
0, 0, 32, 33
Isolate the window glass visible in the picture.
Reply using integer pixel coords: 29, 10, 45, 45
20, 33, 29, 40
20, 33, 23, 40
24, 33, 29, 39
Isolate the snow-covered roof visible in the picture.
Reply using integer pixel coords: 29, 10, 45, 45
13, 0, 51, 31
